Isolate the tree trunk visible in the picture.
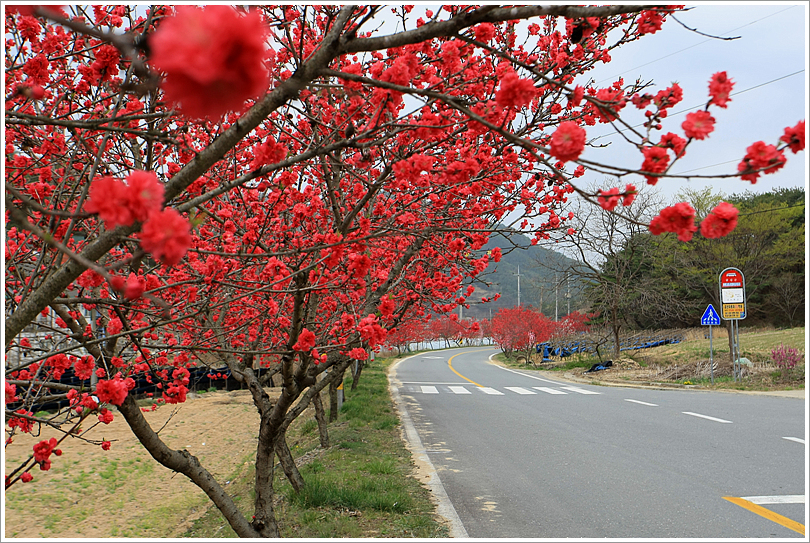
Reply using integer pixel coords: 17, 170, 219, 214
350, 359, 363, 391
328, 377, 339, 422
116, 393, 267, 537
726, 319, 735, 363
274, 431, 305, 493
312, 391, 329, 448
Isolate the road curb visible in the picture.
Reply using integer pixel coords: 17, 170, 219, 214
487, 358, 804, 399
387, 356, 469, 538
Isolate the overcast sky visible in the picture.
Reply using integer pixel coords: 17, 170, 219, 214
573, 2, 808, 203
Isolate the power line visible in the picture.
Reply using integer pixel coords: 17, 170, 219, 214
596, 6, 797, 85
590, 69, 805, 145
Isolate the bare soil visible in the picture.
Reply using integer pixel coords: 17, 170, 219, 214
4, 389, 272, 539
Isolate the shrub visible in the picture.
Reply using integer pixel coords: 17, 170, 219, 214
771, 344, 803, 370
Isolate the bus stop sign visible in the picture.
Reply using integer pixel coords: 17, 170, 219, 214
719, 267, 746, 320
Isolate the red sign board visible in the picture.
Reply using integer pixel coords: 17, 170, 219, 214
719, 267, 746, 320
720, 270, 743, 288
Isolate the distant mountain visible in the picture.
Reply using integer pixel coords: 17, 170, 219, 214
460, 228, 586, 321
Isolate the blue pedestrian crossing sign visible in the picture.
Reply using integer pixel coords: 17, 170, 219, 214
701, 304, 721, 326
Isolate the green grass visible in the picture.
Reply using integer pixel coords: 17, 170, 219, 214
494, 326, 805, 392
183, 356, 448, 538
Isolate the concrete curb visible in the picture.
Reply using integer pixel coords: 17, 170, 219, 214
387, 355, 468, 538
559, 369, 805, 399
487, 357, 804, 399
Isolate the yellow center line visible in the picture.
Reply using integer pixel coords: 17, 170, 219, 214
447, 351, 485, 388
723, 496, 805, 535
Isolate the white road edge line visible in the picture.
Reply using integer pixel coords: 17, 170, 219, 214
682, 411, 733, 424
388, 355, 468, 538
783, 436, 805, 444
741, 495, 806, 505
625, 399, 658, 406
488, 353, 560, 383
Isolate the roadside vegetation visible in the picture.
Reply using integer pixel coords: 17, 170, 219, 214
184, 355, 447, 538
496, 326, 805, 392
5, 354, 447, 538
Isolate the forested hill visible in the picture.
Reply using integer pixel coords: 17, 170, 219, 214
462, 229, 584, 320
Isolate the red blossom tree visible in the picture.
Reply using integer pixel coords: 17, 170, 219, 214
3, 4, 805, 537
491, 306, 554, 362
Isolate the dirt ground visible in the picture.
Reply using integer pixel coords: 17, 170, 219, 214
4, 389, 269, 539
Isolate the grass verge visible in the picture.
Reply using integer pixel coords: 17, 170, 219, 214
494, 326, 805, 392
183, 356, 449, 538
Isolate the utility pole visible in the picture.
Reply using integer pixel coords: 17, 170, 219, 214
555, 272, 558, 321
566, 271, 571, 316
515, 265, 521, 307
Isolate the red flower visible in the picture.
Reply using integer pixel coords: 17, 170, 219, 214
622, 184, 637, 206
124, 170, 164, 222
659, 132, 687, 158
700, 201, 739, 239
98, 408, 114, 424
85, 176, 133, 228
378, 296, 395, 318
550, 121, 586, 162
101, 441, 112, 451
737, 141, 786, 183
348, 347, 368, 360
74, 355, 95, 380
781, 120, 805, 154
496, 72, 537, 109
139, 208, 192, 267
347, 252, 372, 279
33, 437, 58, 463
358, 314, 387, 347
649, 202, 697, 242
474, 22, 496, 42
95, 375, 129, 406
149, 6, 269, 119
21, 472, 34, 483
567, 85, 585, 109
654, 83, 683, 110
708, 71, 734, 108
292, 328, 316, 351
107, 317, 123, 336
640, 146, 670, 185
637, 10, 664, 34
5, 382, 18, 405
77, 269, 105, 289
490, 247, 502, 262
597, 187, 621, 211
594, 88, 625, 122
249, 139, 289, 170
124, 272, 146, 301
682, 110, 715, 140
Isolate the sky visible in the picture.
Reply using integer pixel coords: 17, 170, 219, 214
571, 2, 808, 204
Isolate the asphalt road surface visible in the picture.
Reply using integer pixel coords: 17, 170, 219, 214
390, 347, 806, 539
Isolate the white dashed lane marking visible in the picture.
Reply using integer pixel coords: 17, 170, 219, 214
682, 411, 733, 424
420, 385, 439, 394
625, 399, 658, 406
783, 437, 805, 444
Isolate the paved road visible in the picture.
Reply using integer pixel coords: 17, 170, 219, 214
390, 347, 806, 538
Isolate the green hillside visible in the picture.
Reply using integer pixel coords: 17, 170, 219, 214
462, 229, 585, 321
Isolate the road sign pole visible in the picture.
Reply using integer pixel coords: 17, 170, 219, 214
708, 324, 714, 384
